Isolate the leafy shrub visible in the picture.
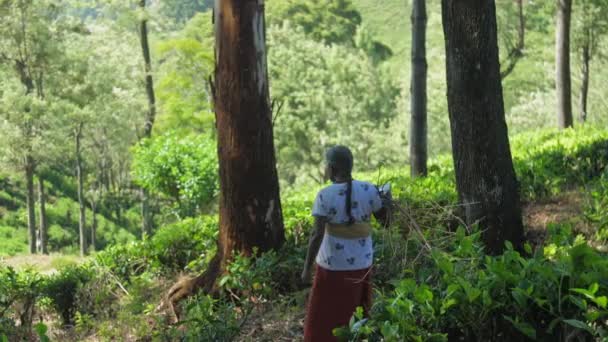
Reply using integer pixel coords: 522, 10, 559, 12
0, 226, 27, 256
131, 132, 218, 218
42, 265, 93, 325
147, 216, 218, 273
0, 266, 44, 339
339, 227, 608, 341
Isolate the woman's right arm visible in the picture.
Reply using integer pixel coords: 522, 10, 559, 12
301, 215, 327, 284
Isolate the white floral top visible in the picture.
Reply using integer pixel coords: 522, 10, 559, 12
312, 180, 383, 271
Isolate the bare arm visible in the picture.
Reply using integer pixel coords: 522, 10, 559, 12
373, 200, 391, 228
301, 216, 327, 284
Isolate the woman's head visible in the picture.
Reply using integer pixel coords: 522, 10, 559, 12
325, 145, 353, 181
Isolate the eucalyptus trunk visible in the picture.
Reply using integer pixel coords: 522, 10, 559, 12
76, 124, 87, 257
556, 0, 573, 129
38, 177, 48, 254
162, 1, 285, 317
91, 198, 97, 252
441, 0, 524, 255
579, 42, 590, 123
138, 0, 156, 237
410, 0, 428, 178
214, 0, 285, 260
25, 156, 36, 254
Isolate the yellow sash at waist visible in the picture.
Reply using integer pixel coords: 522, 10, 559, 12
325, 222, 372, 239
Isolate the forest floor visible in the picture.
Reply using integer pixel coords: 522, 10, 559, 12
236, 190, 589, 341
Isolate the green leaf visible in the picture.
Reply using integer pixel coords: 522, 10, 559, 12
504, 316, 536, 340
593, 296, 608, 309
414, 286, 434, 303
563, 319, 594, 334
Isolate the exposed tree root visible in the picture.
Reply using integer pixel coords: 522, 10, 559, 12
156, 251, 224, 324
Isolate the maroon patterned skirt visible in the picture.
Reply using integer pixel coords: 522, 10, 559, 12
303, 264, 373, 342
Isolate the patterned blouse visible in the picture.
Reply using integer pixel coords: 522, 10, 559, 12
312, 180, 383, 271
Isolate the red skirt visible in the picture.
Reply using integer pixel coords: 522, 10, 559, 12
303, 265, 373, 342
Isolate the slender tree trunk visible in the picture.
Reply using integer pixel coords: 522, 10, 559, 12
410, 0, 428, 178
556, 0, 573, 129
90, 198, 97, 252
25, 156, 36, 254
579, 42, 590, 123
138, 0, 156, 237
441, 0, 524, 255
76, 123, 87, 257
38, 177, 48, 254
500, 0, 525, 79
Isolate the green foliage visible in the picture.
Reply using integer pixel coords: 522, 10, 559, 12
158, 0, 212, 24
0, 226, 27, 256
147, 216, 217, 273
131, 132, 218, 218
268, 23, 400, 185
267, 0, 362, 45
0, 266, 44, 338
341, 228, 608, 341
178, 295, 240, 341
156, 12, 215, 134
42, 264, 93, 325
512, 128, 608, 199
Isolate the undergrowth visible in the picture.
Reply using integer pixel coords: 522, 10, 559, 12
1, 127, 607, 341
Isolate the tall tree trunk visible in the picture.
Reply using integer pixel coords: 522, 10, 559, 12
410, 0, 428, 178
160, 0, 285, 320
556, 0, 573, 129
214, 0, 285, 261
90, 198, 97, 252
138, 0, 156, 237
76, 123, 87, 257
441, 0, 524, 255
25, 156, 36, 254
579, 41, 590, 123
38, 177, 48, 254
500, 0, 525, 79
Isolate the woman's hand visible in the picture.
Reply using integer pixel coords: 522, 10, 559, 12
300, 267, 313, 285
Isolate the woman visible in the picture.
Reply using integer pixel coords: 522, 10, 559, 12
301, 145, 389, 342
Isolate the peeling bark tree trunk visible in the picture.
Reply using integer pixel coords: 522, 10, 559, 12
38, 177, 48, 254
25, 156, 36, 254
214, 0, 285, 261
139, 0, 156, 237
76, 123, 87, 257
579, 42, 590, 123
441, 0, 524, 255
410, 0, 428, 178
160, 0, 285, 321
556, 0, 573, 129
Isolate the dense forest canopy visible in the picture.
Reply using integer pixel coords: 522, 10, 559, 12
1, 0, 608, 340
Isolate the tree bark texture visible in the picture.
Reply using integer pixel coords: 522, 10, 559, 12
38, 177, 48, 254
579, 42, 590, 123
139, 0, 156, 237
410, 0, 428, 178
25, 156, 36, 254
76, 124, 87, 257
214, 0, 285, 260
556, 0, 573, 129
441, 0, 525, 254
159, 1, 286, 320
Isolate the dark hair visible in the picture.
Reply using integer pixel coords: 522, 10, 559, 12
326, 146, 355, 225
